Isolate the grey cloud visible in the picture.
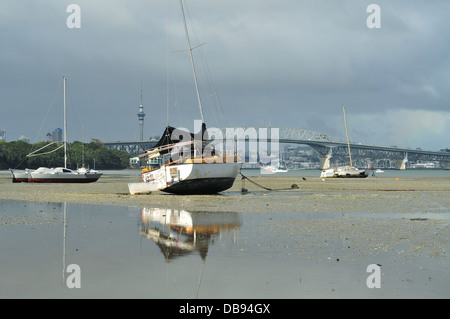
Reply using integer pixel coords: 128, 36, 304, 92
1, 0, 449, 150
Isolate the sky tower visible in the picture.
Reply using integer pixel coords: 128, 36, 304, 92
137, 84, 145, 141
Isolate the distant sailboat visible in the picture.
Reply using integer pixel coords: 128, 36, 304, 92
320, 106, 368, 178
260, 162, 288, 174
10, 76, 102, 183
128, 0, 241, 195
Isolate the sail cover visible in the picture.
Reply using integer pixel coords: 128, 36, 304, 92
153, 123, 208, 154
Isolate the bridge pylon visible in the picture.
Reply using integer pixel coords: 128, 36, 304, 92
395, 157, 408, 170
318, 149, 332, 170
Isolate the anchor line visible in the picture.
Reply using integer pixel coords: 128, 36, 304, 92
239, 172, 300, 192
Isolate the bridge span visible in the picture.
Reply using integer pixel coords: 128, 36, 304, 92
273, 127, 450, 170
104, 127, 450, 169
104, 140, 158, 155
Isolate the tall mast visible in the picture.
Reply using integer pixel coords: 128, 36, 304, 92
179, 0, 205, 124
63, 76, 67, 169
81, 123, 85, 167
343, 106, 352, 166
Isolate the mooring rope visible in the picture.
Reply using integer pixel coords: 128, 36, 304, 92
239, 171, 300, 192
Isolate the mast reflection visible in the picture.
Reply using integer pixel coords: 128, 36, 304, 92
139, 208, 242, 261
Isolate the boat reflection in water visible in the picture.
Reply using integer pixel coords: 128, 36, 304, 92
139, 208, 242, 261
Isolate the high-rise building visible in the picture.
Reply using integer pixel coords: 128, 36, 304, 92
0, 129, 5, 141
52, 128, 63, 142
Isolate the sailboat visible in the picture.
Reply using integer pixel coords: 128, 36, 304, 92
320, 107, 368, 178
260, 162, 288, 174
260, 152, 288, 174
10, 76, 102, 183
128, 0, 241, 195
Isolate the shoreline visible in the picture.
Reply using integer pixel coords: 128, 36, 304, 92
1, 172, 449, 214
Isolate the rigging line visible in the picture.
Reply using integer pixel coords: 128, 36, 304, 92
166, 22, 184, 128
184, 2, 226, 128
26, 142, 57, 156
12, 157, 27, 171
65, 80, 82, 143
194, 44, 222, 127
168, 1, 187, 128
202, 52, 227, 128
200, 62, 225, 128
27, 144, 65, 157
32, 78, 63, 146
184, 3, 215, 125
180, 0, 205, 124
13, 78, 63, 170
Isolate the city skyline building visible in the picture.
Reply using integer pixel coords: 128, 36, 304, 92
51, 128, 63, 142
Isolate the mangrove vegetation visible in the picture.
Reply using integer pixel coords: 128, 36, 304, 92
0, 139, 131, 170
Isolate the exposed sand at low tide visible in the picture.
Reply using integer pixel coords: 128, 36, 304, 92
1, 171, 449, 215
1, 171, 449, 297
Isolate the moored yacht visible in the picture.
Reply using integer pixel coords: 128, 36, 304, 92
9, 76, 102, 184
128, 0, 241, 195
320, 106, 368, 179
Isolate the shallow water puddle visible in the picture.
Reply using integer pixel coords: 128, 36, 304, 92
0, 199, 448, 298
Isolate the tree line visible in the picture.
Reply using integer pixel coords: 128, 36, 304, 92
0, 139, 131, 170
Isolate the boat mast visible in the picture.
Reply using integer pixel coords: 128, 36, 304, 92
81, 123, 85, 168
179, 0, 205, 124
63, 76, 67, 169
343, 106, 352, 166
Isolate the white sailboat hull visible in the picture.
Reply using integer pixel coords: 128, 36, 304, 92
10, 169, 29, 183
130, 161, 241, 195
320, 166, 368, 178
28, 167, 102, 183
11, 168, 102, 183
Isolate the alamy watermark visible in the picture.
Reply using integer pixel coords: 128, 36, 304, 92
66, 4, 380, 30
366, 264, 381, 288
168, 120, 280, 169
66, 4, 81, 29
66, 264, 81, 288
367, 4, 381, 29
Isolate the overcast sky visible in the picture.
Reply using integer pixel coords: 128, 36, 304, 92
1, 0, 449, 151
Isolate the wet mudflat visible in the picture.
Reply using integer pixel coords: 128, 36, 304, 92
0, 171, 449, 298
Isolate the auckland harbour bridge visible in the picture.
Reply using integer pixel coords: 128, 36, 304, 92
104, 127, 450, 170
